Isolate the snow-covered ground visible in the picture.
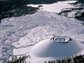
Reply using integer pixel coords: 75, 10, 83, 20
0, 1, 84, 63
27, 1, 84, 21
27, 1, 77, 13
24, 37, 84, 63
31, 38, 84, 58
1, 11, 84, 62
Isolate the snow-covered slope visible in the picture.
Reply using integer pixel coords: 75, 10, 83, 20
0, 11, 84, 62
10, 11, 84, 56
31, 37, 84, 58
11, 11, 84, 48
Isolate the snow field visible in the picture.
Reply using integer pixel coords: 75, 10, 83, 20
0, 6, 84, 62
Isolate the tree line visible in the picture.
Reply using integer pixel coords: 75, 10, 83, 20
44, 54, 84, 63
5, 54, 31, 63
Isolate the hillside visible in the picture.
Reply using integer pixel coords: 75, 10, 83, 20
0, 1, 84, 63
1, 11, 84, 62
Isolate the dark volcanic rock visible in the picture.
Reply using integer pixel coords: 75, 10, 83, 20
79, 0, 84, 3
58, 1, 84, 23
0, 3, 38, 23
75, 12, 84, 21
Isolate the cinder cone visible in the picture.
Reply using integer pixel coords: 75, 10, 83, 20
31, 36, 84, 58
